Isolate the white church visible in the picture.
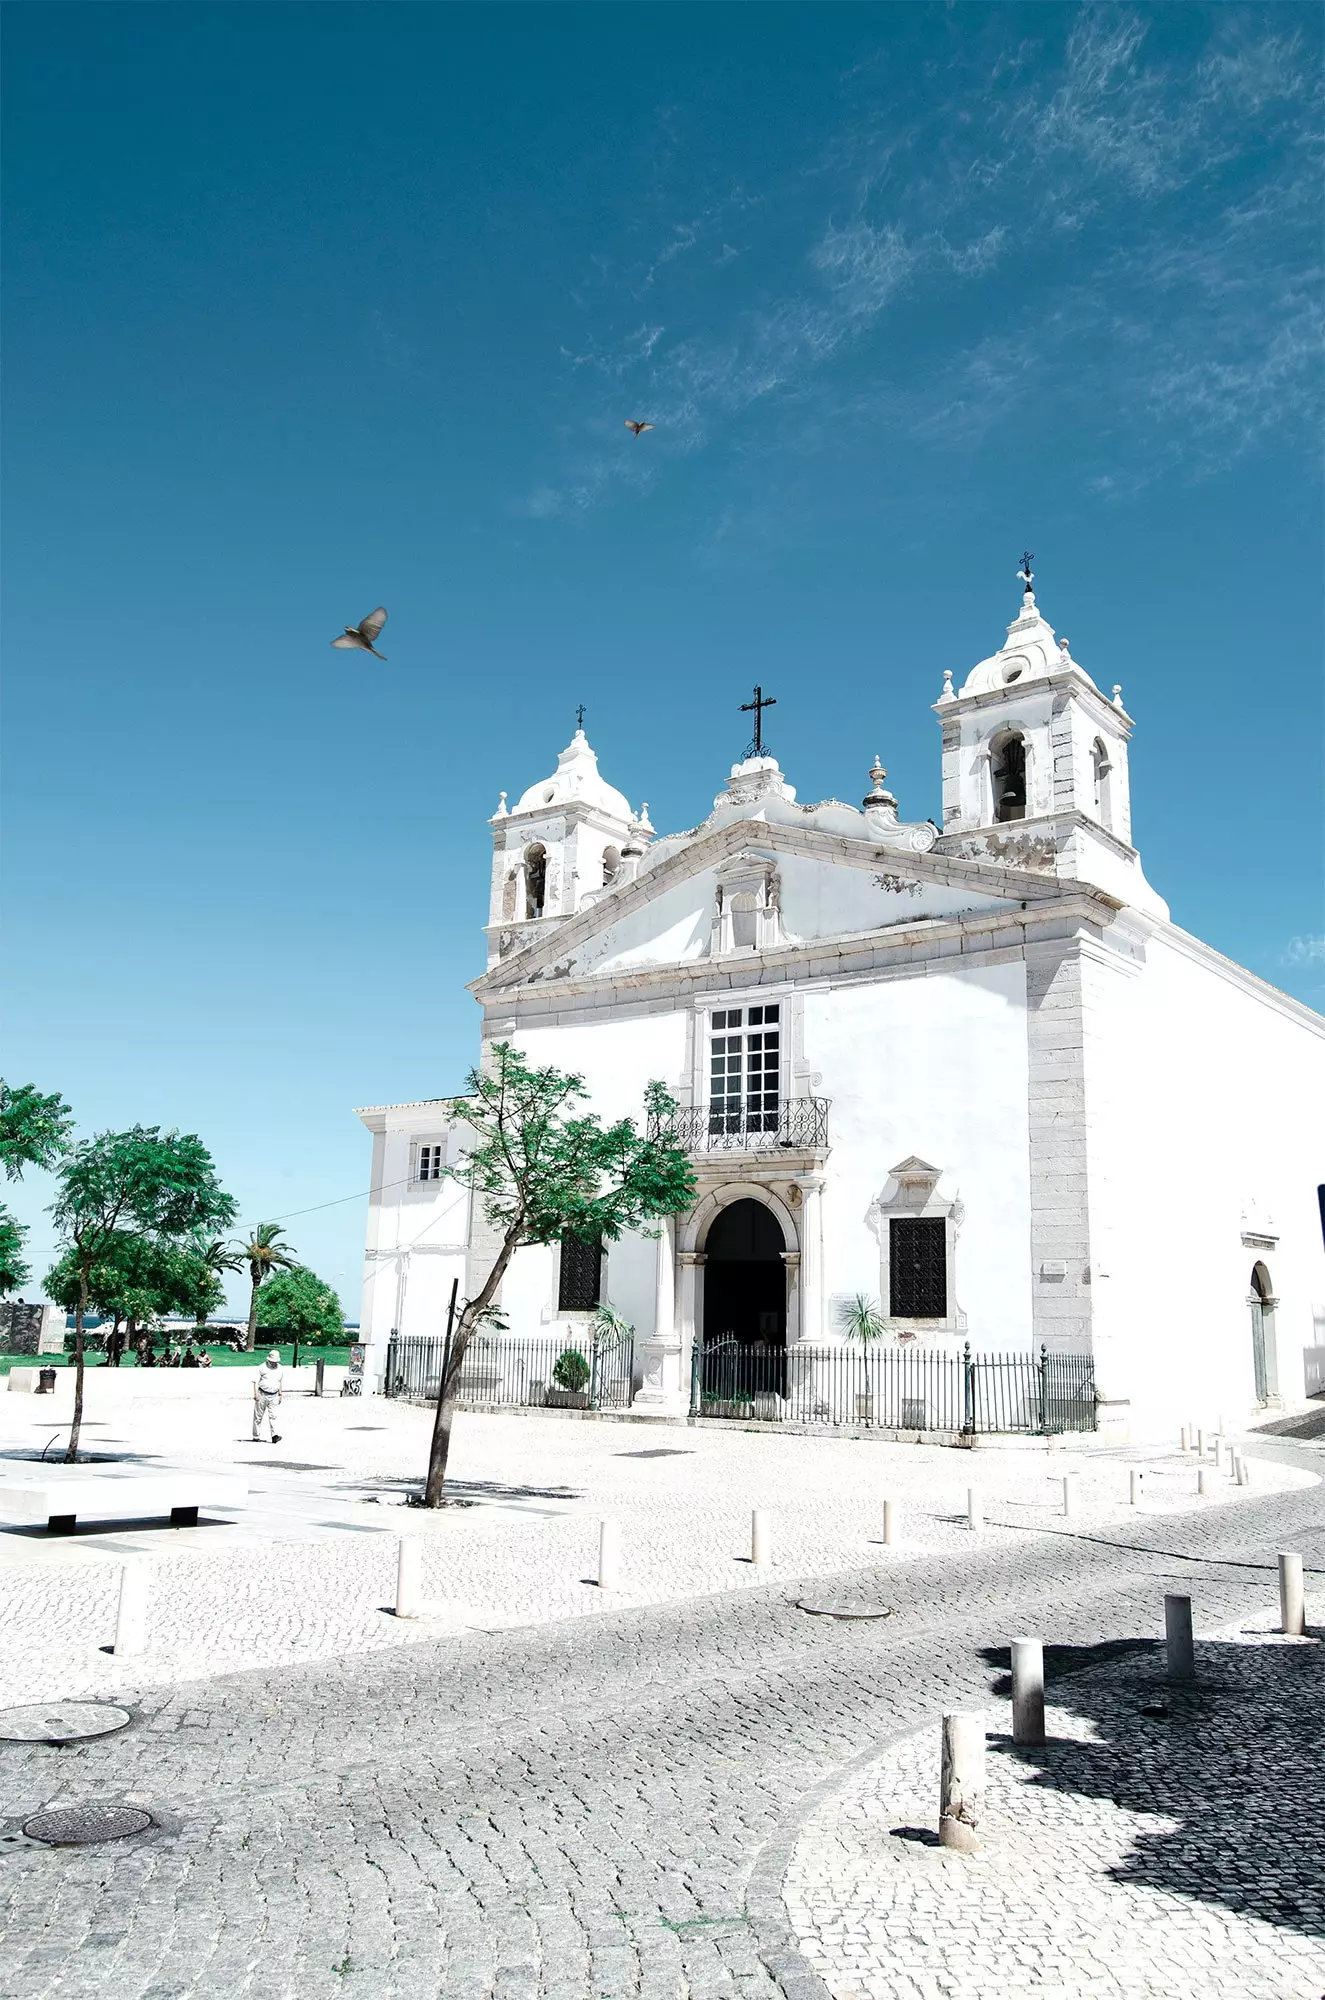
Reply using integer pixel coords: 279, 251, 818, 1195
357, 570, 1325, 1438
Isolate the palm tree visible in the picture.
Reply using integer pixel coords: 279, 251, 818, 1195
237, 1223, 298, 1351
187, 1233, 243, 1337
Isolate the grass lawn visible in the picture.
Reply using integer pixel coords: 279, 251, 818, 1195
0, 1345, 353, 1374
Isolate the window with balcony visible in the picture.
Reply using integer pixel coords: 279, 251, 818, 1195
709, 1004, 780, 1135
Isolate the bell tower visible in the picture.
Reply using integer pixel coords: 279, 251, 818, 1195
485, 726, 647, 966
934, 558, 1164, 914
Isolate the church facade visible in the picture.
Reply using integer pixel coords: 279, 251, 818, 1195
356, 577, 1325, 1438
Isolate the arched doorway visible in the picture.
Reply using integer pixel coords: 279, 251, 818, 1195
1249, 1262, 1279, 1403
703, 1198, 787, 1348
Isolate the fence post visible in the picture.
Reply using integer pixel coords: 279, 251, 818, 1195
962, 1342, 975, 1434
589, 1326, 600, 1412
1037, 1345, 1049, 1435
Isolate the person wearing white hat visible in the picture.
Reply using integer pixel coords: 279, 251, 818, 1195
252, 1349, 284, 1443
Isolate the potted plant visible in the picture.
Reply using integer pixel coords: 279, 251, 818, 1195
836, 1293, 885, 1421
548, 1345, 591, 1408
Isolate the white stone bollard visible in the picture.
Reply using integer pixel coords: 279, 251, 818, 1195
967, 1487, 982, 1533
750, 1509, 771, 1569
395, 1535, 423, 1618
1179, 1425, 1189, 1453
1213, 1437, 1225, 1472
1236, 1454, 1250, 1488
598, 1517, 621, 1591
1198, 1467, 1212, 1498
1011, 1637, 1045, 1746
1278, 1552, 1306, 1637
1130, 1469, 1143, 1507
114, 1558, 151, 1656
1165, 1593, 1195, 1682
1062, 1473, 1079, 1519
1196, 1428, 1205, 1458
882, 1498, 899, 1547
939, 1712, 985, 1852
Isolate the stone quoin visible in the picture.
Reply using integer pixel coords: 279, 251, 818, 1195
355, 575, 1325, 1437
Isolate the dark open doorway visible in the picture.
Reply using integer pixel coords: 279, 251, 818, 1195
703, 1198, 787, 1348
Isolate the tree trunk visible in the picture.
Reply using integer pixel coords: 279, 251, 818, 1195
65, 1269, 89, 1463
245, 1275, 260, 1351
422, 1236, 518, 1506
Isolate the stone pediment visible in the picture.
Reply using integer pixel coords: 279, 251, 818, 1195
471, 813, 1099, 999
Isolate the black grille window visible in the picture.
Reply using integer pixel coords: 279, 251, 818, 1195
889, 1217, 947, 1317
558, 1232, 602, 1311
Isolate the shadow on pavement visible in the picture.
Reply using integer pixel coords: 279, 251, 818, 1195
983, 1637, 1323, 1939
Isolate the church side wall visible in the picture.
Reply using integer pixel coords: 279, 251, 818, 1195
1083, 931, 1325, 1437
805, 957, 1033, 1348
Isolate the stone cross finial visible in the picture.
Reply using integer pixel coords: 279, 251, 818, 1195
1017, 549, 1035, 596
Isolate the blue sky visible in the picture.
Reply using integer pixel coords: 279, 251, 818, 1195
4, 2, 1322, 1311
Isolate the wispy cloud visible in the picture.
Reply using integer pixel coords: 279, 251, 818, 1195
519, 5, 1321, 528
1285, 935, 1325, 964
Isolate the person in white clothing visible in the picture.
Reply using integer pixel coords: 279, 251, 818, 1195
252, 1350, 283, 1443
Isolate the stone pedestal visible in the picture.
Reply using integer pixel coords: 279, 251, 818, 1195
631, 1223, 687, 1415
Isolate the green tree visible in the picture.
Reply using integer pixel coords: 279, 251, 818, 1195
0, 1079, 74, 1180
421, 1044, 695, 1505
182, 1233, 242, 1334
0, 1209, 31, 1298
49, 1128, 236, 1459
46, 1232, 203, 1346
255, 1266, 344, 1346
237, 1223, 299, 1350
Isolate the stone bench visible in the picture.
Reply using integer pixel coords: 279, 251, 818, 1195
0, 1466, 248, 1533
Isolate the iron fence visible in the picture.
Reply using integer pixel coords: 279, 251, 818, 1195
384, 1330, 635, 1411
647, 1097, 830, 1153
691, 1339, 1096, 1434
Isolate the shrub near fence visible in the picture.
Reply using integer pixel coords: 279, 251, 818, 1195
385, 1331, 634, 1412
692, 1340, 1096, 1435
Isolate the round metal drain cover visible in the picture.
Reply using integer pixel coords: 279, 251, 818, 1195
22, 1804, 153, 1846
0, 1703, 131, 1744
797, 1598, 894, 1621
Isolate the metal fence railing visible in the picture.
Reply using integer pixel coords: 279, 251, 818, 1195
647, 1096, 830, 1153
690, 1340, 1096, 1434
384, 1330, 635, 1412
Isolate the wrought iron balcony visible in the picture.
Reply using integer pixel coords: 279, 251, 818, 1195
649, 1096, 830, 1154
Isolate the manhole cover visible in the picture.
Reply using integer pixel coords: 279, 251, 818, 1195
22, 1804, 153, 1846
796, 1598, 894, 1621
0, 1703, 132, 1744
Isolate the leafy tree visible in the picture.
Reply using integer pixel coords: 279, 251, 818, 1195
0, 1080, 74, 1180
0, 1208, 31, 1298
46, 1232, 205, 1341
421, 1044, 695, 1504
254, 1266, 344, 1347
237, 1223, 298, 1350
49, 1127, 236, 1459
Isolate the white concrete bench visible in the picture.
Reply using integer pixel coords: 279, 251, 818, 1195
0, 1466, 248, 1533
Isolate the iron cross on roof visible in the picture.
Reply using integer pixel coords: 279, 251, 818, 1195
575, 703, 587, 731
741, 684, 777, 757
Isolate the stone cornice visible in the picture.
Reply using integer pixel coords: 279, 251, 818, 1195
935, 668, 1134, 732
475, 893, 1120, 1022
1146, 919, 1325, 1037
471, 813, 1083, 1001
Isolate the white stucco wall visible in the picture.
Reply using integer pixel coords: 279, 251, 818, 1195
806, 959, 1033, 1346
1083, 929, 1325, 1435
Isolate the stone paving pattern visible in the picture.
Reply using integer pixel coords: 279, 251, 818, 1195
0, 1418, 1319, 2000
785, 1609, 1324, 1999
0, 1393, 1309, 1700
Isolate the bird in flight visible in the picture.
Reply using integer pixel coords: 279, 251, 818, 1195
624, 420, 654, 438
331, 607, 388, 661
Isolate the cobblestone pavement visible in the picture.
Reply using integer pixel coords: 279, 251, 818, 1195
785, 1608, 1324, 1999
0, 1394, 1311, 1699
0, 1437, 1319, 2000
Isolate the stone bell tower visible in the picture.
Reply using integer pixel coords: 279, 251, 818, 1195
933, 557, 1165, 915
484, 726, 651, 967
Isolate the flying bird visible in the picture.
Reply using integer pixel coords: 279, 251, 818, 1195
624, 420, 654, 437
331, 607, 388, 661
